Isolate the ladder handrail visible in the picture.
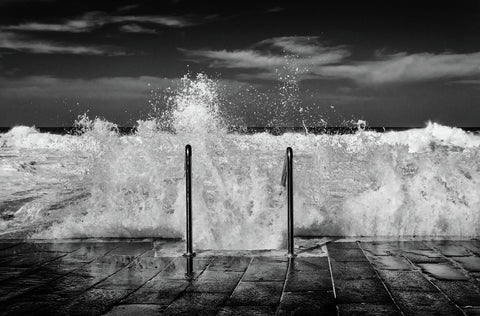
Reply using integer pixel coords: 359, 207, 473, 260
183, 145, 294, 265
184, 144, 195, 278
281, 147, 295, 258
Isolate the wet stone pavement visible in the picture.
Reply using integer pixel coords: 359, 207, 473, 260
0, 239, 479, 315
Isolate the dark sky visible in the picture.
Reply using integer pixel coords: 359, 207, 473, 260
1, 0, 480, 127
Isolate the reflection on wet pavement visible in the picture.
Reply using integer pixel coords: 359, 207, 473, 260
0, 238, 479, 315
419, 263, 469, 281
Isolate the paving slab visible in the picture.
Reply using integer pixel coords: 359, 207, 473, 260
284, 269, 332, 292
0, 251, 67, 268
362, 241, 431, 253
0, 242, 153, 315
207, 256, 251, 272
360, 242, 401, 256
7, 286, 74, 306
419, 263, 469, 280
157, 257, 211, 279
53, 288, 131, 316
327, 242, 359, 249
0, 267, 67, 302
227, 281, 284, 306
330, 261, 377, 280
163, 292, 230, 315
430, 279, 480, 307
393, 241, 432, 250
377, 270, 437, 292
241, 257, 287, 282
0, 242, 80, 255
46, 265, 115, 292
288, 257, 329, 272
426, 241, 472, 257
403, 250, 448, 263
1, 239, 480, 315
217, 305, 277, 316
103, 304, 165, 316
334, 278, 393, 304
95, 256, 173, 290
107, 242, 153, 256
327, 248, 368, 262
121, 278, 189, 305
278, 291, 336, 315
391, 290, 464, 316
58, 243, 120, 263
368, 255, 414, 271
451, 256, 480, 272
186, 270, 243, 293
460, 241, 480, 255
0, 243, 58, 257
25, 270, 98, 297
337, 303, 402, 316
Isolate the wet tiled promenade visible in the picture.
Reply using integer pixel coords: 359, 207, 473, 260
0, 239, 480, 315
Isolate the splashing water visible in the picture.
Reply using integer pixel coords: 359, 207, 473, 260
1, 74, 480, 249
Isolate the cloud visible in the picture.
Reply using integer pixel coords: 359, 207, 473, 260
181, 36, 480, 85
119, 24, 157, 34
0, 75, 249, 101
0, 32, 126, 55
111, 15, 195, 28
4, 22, 88, 32
2, 11, 196, 33
259, 36, 348, 58
181, 37, 349, 71
0, 76, 177, 99
181, 48, 287, 69
236, 71, 320, 81
2, 11, 105, 33
449, 79, 480, 85
319, 52, 480, 84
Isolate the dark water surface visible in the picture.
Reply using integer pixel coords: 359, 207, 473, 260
1, 126, 480, 135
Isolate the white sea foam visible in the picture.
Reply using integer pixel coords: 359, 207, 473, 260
1, 74, 479, 249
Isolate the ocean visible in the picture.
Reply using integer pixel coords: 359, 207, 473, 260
1, 75, 479, 250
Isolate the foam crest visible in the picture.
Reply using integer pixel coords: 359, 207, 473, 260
1, 73, 480, 248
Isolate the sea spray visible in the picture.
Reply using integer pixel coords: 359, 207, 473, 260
1, 74, 480, 248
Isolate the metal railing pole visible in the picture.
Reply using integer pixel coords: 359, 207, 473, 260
184, 144, 195, 278
281, 147, 295, 258
286, 147, 295, 258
